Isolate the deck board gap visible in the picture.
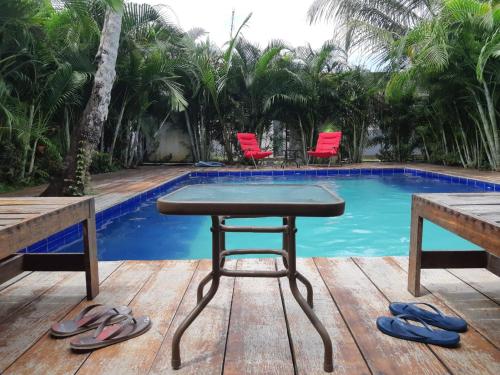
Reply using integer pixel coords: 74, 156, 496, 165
3, 261, 124, 374
445, 269, 500, 306
145, 259, 202, 375
312, 257, 374, 375
276, 259, 298, 375
350, 257, 455, 375
390, 258, 500, 351
220, 261, 238, 375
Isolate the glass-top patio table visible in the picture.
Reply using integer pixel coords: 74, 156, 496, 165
157, 184, 345, 372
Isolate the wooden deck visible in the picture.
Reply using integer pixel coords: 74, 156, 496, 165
0, 257, 499, 374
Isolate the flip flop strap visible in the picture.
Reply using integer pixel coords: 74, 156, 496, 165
394, 314, 434, 337
77, 306, 123, 328
93, 313, 136, 340
406, 302, 444, 317
75, 304, 104, 321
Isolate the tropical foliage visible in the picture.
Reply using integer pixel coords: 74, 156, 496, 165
310, 0, 499, 170
0, 0, 498, 194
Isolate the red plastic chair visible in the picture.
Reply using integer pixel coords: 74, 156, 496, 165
236, 133, 272, 167
307, 131, 342, 166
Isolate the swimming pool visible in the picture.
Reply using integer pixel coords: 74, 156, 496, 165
57, 171, 483, 260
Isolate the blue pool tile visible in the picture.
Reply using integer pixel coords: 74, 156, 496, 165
371, 169, 383, 175
305, 170, 317, 175
484, 182, 494, 191
47, 237, 65, 251
338, 169, 350, 175
359, 168, 372, 175
393, 168, 405, 174
327, 169, 339, 175
349, 169, 361, 175
217, 171, 230, 177
474, 180, 486, 189
27, 239, 47, 253
251, 170, 265, 176
272, 170, 284, 176
495, 184, 500, 192
228, 171, 241, 176
206, 171, 219, 177
64, 232, 81, 244
316, 170, 328, 176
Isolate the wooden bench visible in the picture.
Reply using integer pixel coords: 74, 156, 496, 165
408, 193, 500, 296
0, 197, 99, 299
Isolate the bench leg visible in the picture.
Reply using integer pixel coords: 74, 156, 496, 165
408, 200, 423, 297
83, 201, 99, 300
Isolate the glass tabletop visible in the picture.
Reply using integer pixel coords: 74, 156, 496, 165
157, 184, 345, 217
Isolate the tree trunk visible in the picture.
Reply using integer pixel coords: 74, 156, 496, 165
297, 116, 307, 162
64, 107, 71, 153
43, 7, 122, 196
184, 110, 199, 162
20, 104, 35, 180
109, 96, 127, 165
100, 122, 105, 152
28, 136, 40, 175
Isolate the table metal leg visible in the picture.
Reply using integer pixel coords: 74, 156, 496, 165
196, 272, 213, 303
172, 215, 332, 372
296, 271, 314, 308
286, 216, 333, 372
172, 216, 221, 370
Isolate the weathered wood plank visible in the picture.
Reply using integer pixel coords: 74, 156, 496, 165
3, 261, 155, 375
0, 197, 88, 204
223, 258, 294, 375
355, 256, 500, 375
422, 193, 500, 206
396, 257, 500, 348
315, 257, 449, 375
0, 270, 72, 319
0, 261, 122, 373
448, 268, 500, 304
0, 213, 39, 219
413, 195, 500, 256
278, 258, 370, 374
0, 198, 91, 259
149, 260, 236, 375
76, 260, 197, 375
0, 205, 68, 213
0, 218, 36, 225
0, 271, 31, 292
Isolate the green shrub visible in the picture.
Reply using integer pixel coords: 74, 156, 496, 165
90, 152, 120, 174
0, 138, 23, 184
33, 142, 63, 182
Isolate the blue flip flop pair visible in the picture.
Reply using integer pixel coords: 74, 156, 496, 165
377, 302, 467, 347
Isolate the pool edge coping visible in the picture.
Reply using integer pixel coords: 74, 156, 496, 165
21, 166, 499, 254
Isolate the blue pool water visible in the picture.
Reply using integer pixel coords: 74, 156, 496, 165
59, 174, 481, 260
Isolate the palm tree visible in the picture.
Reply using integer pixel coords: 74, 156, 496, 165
44, 0, 124, 196
307, 0, 439, 64
108, 2, 187, 166
386, 0, 499, 170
